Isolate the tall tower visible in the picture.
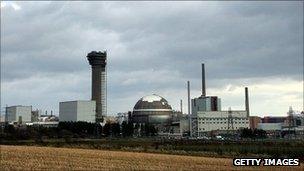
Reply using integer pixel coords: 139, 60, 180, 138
201, 63, 206, 97
87, 51, 107, 122
245, 87, 249, 117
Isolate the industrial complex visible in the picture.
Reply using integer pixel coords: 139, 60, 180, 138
3, 51, 304, 139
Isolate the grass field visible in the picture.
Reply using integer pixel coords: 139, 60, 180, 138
1, 145, 303, 171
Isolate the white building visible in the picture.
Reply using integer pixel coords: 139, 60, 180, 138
59, 100, 96, 122
196, 110, 249, 136
5, 105, 32, 123
257, 123, 282, 131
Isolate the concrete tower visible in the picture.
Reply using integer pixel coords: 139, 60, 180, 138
87, 51, 107, 122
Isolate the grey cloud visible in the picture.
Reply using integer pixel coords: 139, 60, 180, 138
1, 1, 302, 115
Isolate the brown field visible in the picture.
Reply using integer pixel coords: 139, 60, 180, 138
0, 145, 303, 171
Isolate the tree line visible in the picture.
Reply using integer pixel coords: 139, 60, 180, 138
0, 121, 157, 141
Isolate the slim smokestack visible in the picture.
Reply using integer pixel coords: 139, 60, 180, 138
187, 81, 192, 137
202, 63, 206, 97
187, 81, 190, 115
180, 99, 183, 114
245, 87, 249, 117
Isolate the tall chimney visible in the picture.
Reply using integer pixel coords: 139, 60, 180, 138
245, 87, 249, 117
202, 63, 206, 97
187, 81, 192, 137
187, 81, 190, 115
180, 99, 183, 114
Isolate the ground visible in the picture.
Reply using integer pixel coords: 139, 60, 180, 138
0, 145, 303, 170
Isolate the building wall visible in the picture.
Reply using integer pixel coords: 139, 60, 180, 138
77, 101, 96, 122
257, 123, 282, 131
5, 106, 32, 123
262, 117, 286, 123
196, 110, 249, 134
191, 96, 221, 116
249, 116, 261, 130
59, 101, 95, 122
5, 107, 16, 122
59, 101, 78, 122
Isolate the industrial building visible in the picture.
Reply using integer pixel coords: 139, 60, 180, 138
256, 107, 304, 138
191, 96, 221, 115
191, 64, 221, 115
189, 63, 250, 137
5, 105, 32, 123
197, 110, 249, 136
59, 100, 96, 122
87, 51, 107, 122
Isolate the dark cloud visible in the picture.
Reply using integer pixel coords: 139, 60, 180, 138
1, 1, 303, 115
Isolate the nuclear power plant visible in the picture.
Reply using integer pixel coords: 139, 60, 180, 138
189, 63, 250, 137
87, 51, 107, 122
4, 50, 304, 140
59, 51, 107, 123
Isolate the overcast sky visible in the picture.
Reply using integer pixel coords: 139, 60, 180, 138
1, 1, 303, 117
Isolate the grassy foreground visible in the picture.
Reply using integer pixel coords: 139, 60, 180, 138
1, 145, 303, 171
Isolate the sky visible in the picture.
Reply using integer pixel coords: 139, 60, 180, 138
1, 1, 303, 117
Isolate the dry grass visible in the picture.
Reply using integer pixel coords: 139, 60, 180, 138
0, 145, 303, 171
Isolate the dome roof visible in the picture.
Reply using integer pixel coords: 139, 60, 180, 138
133, 94, 172, 111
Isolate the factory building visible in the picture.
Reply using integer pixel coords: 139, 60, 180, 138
87, 51, 107, 123
262, 116, 286, 123
5, 105, 32, 123
169, 112, 190, 136
197, 110, 249, 136
191, 96, 221, 115
59, 100, 96, 122
189, 63, 250, 137
191, 64, 221, 116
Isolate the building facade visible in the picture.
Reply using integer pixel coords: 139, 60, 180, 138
5, 105, 32, 123
196, 110, 249, 136
191, 96, 221, 115
59, 100, 96, 122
